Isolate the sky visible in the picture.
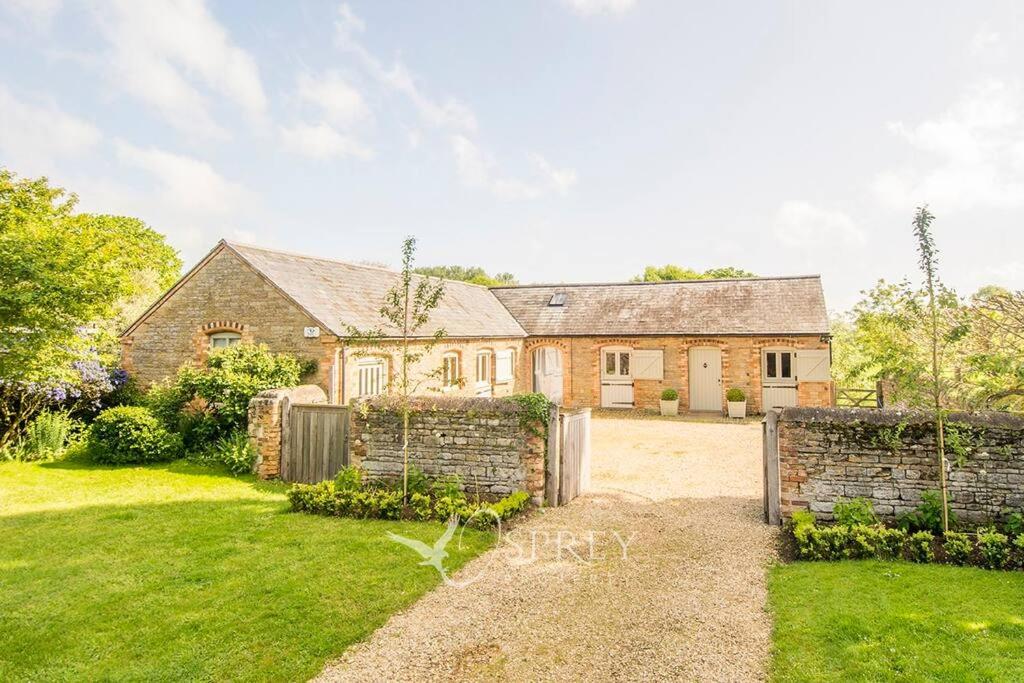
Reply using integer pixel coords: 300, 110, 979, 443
1, 0, 1023, 311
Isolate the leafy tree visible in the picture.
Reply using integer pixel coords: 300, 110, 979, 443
349, 237, 447, 502
967, 288, 1024, 410
632, 264, 756, 282
413, 265, 517, 287
0, 169, 181, 445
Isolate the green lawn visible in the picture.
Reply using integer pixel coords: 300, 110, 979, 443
769, 560, 1024, 682
0, 460, 492, 682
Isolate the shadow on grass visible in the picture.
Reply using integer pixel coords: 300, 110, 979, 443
0, 495, 492, 682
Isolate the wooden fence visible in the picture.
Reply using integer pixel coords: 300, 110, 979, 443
834, 385, 882, 408
280, 403, 350, 483
546, 406, 591, 506
762, 410, 781, 525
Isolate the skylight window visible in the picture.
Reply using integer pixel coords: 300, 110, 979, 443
548, 293, 567, 306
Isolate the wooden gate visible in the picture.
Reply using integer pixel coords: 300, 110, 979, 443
546, 406, 591, 506
281, 403, 350, 483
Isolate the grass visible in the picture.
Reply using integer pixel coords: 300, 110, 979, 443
769, 560, 1024, 682
0, 459, 492, 682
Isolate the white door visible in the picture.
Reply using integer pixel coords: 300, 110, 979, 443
532, 347, 564, 404
600, 347, 634, 408
688, 347, 722, 412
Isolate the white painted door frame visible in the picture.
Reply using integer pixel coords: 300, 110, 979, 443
688, 347, 722, 412
600, 346, 634, 408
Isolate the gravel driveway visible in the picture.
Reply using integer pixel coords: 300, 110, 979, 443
316, 415, 777, 682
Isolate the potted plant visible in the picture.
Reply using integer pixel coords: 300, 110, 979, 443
660, 388, 679, 416
726, 387, 747, 418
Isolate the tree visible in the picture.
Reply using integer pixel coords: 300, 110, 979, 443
632, 264, 756, 282
413, 265, 517, 287
0, 169, 181, 445
348, 237, 447, 502
967, 288, 1024, 410
912, 205, 950, 533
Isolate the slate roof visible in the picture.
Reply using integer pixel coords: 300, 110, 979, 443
225, 242, 527, 339
489, 277, 829, 336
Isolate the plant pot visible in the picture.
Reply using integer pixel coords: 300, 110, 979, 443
727, 400, 746, 419
660, 399, 679, 416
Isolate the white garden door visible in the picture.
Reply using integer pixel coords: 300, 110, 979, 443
600, 347, 634, 408
688, 347, 722, 412
532, 347, 564, 404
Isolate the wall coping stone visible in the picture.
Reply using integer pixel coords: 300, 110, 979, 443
779, 406, 1024, 430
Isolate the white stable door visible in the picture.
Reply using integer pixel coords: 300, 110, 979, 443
600, 347, 634, 408
688, 347, 722, 411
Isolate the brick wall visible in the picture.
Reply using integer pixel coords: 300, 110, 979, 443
121, 248, 339, 392
778, 407, 1024, 524
349, 396, 545, 502
524, 335, 832, 412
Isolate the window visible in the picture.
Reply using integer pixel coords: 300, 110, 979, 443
209, 332, 241, 349
763, 349, 796, 384
601, 347, 631, 378
495, 349, 515, 383
442, 353, 460, 388
476, 350, 492, 385
548, 292, 567, 306
356, 358, 386, 397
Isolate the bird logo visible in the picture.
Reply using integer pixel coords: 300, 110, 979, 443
386, 516, 460, 582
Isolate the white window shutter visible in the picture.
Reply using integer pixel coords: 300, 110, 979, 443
796, 349, 830, 382
495, 350, 514, 382
632, 350, 664, 380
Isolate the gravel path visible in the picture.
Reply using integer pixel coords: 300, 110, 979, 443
316, 416, 778, 682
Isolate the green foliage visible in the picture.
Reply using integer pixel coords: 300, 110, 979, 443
413, 265, 517, 287
725, 387, 745, 402
943, 422, 974, 466
833, 498, 878, 527
505, 393, 552, 437
898, 490, 955, 534
632, 264, 755, 282
661, 388, 679, 401
207, 429, 256, 475
1005, 511, 1024, 537
151, 344, 306, 450
88, 406, 182, 464
1013, 535, 1024, 570
906, 531, 935, 563
790, 516, 906, 562
976, 527, 1010, 569
334, 465, 365, 492
872, 422, 906, 453
942, 531, 973, 566
0, 169, 180, 384
0, 410, 83, 462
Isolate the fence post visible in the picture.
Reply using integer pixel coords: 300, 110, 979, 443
546, 403, 561, 506
763, 410, 781, 525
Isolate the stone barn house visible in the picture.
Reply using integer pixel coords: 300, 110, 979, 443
121, 240, 834, 413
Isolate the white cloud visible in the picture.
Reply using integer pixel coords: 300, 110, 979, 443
0, 85, 101, 175
772, 201, 866, 248
873, 79, 1024, 211
3, 0, 62, 28
562, 0, 636, 16
970, 28, 1002, 57
295, 71, 370, 128
451, 135, 577, 200
94, 0, 267, 138
279, 123, 372, 160
114, 140, 251, 214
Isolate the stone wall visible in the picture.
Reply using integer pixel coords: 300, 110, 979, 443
349, 396, 546, 502
778, 407, 1024, 524
525, 335, 832, 412
248, 384, 327, 478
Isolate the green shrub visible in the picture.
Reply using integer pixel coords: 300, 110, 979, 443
660, 388, 679, 401
1012, 535, 1024, 570
845, 524, 881, 559
976, 527, 1010, 569
1004, 511, 1024, 537
334, 466, 364, 492
943, 531, 973, 566
5, 411, 83, 461
833, 498, 878, 527
906, 531, 935, 563
88, 406, 182, 464
405, 465, 430, 496
210, 430, 256, 475
876, 526, 908, 560
726, 387, 746, 402
898, 491, 955, 535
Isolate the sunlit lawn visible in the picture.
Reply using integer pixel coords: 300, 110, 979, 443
0, 460, 492, 681
769, 560, 1024, 682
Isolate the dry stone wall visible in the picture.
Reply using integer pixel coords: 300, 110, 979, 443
779, 407, 1024, 524
349, 396, 545, 502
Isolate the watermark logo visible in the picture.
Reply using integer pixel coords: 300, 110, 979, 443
387, 508, 501, 588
